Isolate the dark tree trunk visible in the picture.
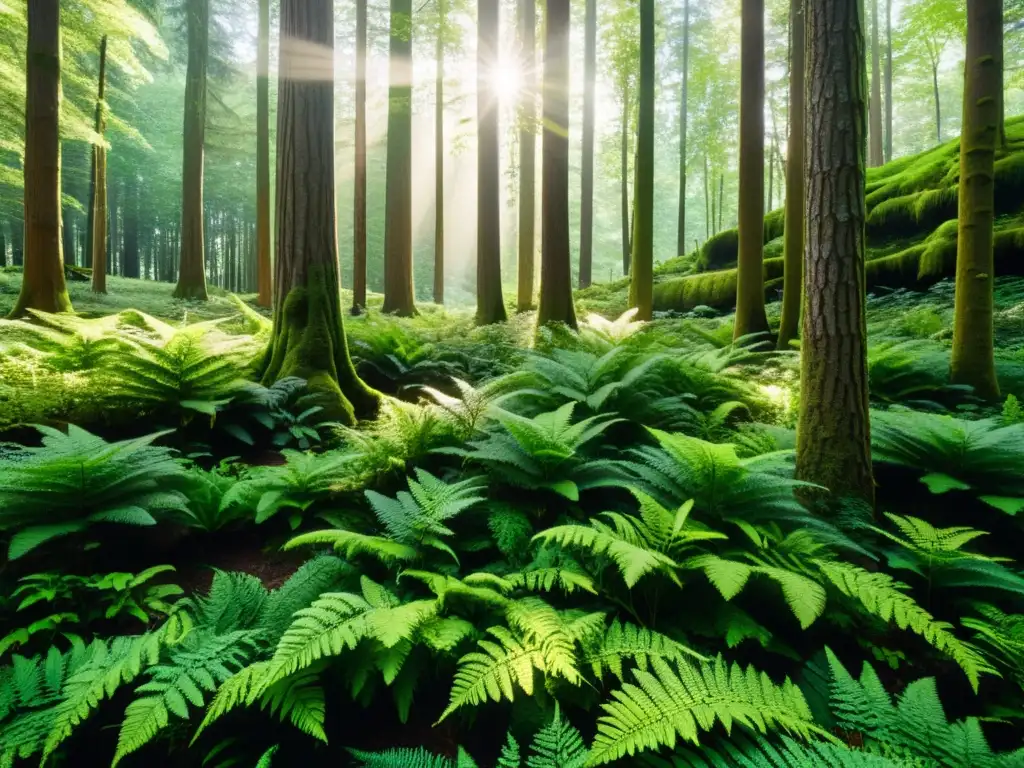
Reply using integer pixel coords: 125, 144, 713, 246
734, 0, 769, 338
174, 0, 209, 300
931, 59, 942, 143
382, 0, 416, 316
260, 0, 378, 423
778, 0, 805, 349
950, 0, 1002, 400
256, 0, 272, 307
11, 219, 24, 267
353, 0, 368, 312
718, 173, 724, 232
579, 0, 596, 288
517, 0, 536, 310
620, 89, 630, 275
434, 0, 446, 305
869, 0, 883, 166
537, 0, 576, 328
884, 0, 893, 162
11, 0, 72, 316
476, 0, 507, 324
704, 153, 710, 240
677, 0, 690, 258
796, 0, 874, 504
122, 173, 140, 279
628, 0, 654, 320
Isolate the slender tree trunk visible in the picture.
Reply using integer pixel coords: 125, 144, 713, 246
85, 41, 107, 272
796, 0, 874, 504
734, 0, 769, 339
476, 0, 507, 324
710, 167, 717, 235
950, 0, 1001, 400
884, 0, 893, 162
92, 144, 107, 291
579, 0, 596, 288
11, 0, 72, 316
260, 0, 378, 423
718, 174, 724, 232
11, 220, 23, 267
537, 0, 576, 328
434, 0, 446, 305
767, 147, 774, 214
517, 0, 536, 310
256, 0, 272, 307
677, 0, 690, 257
174, 0, 209, 299
703, 154, 710, 241
122, 173, 140, 279
61, 145, 75, 267
869, 0, 883, 167
778, 0, 805, 349
352, 0, 368, 312
107, 178, 119, 275
620, 90, 630, 275
628, 0, 654, 320
932, 59, 942, 144
0, 222, 6, 266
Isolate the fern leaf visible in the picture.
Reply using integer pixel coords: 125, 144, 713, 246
582, 620, 707, 683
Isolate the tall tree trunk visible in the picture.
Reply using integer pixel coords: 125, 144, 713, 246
61, 145, 75, 267
931, 58, 942, 144
796, 0, 874, 504
11, 219, 24, 267
734, 0, 769, 339
628, 0, 654, 320
352, 0, 368, 312
579, 0, 596, 288
92, 143, 107, 292
0, 222, 6, 266
517, 0, 536, 310
620, 89, 630, 275
256, 0, 272, 307
12, 0, 72, 316
85, 40, 107, 271
950, 0, 1001, 400
677, 0, 690, 257
107, 178, 118, 275
434, 0, 446, 305
718, 174, 724, 232
260, 0, 378, 423
884, 0, 893, 162
537, 0, 576, 328
476, 0, 506, 324
382, 0, 416, 315
122, 173, 140, 279
710, 166, 717, 235
869, 0, 883, 167
174, 0, 209, 300
778, 0, 805, 349
703, 153, 710, 241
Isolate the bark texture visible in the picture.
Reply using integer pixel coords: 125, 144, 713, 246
778, 0, 805, 348
620, 90, 630, 276
677, 0, 690, 258
256, 0, 272, 308
11, 0, 72, 317
537, 0, 576, 329
433, 0, 445, 305
174, 0, 209, 300
382, 0, 416, 316
796, 0, 874, 504
733, 0, 769, 338
629, 0, 655, 321
517, 0, 536, 311
579, 0, 596, 288
261, 0, 378, 425
90, 35, 108, 294
353, 0, 368, 312
869, 0, 883, 167
950, 0, 1002, 401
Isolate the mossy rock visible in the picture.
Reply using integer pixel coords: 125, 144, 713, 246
696, 208, 785, 272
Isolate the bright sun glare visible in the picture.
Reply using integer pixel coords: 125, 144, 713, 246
488, 62, 522, 101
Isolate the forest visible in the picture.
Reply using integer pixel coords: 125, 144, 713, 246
1, 0, 1024, 765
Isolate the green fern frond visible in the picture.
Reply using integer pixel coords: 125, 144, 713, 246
505, 567, 598, 595
259, 668, 327, 742
663, 730, 903, 767
582, 620, 707, 682
348, 746, 457, 768
258, 555, 351, 642
192, 662, 271, 742
526, 703, 589, 768
505, 598, 603, 685
498, 733, 522, 768
367, 469, 487, 543
284, 528, 419, 565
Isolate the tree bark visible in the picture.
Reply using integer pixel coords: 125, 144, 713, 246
476, 0, 507, 324
352, 0, 368, 312
931, 58, 942, 144
579, 0, 596, 288
260, 0, 379, 424
433, 0, 445, 305
884, 0, 893, 162
11, 0, 72, 316
122, 172, 140, 279
718, 173, 724, 232
620, 89, 630, 276
517, 0, 536, 310
778, 0, 805, 349
950, 0, 1001, 401
92, 143, 107, 292
703, 153, 710, 241
869, 0, 884, 167
677, 0, 690, 258
796, 0, 874, 505
11, 219, 23, 267
256, 0, 272, 307
382, 0, 416, 316
629, 0, 654, 321
734, 0, 769, 339
174, 0, 209, 300
537, 0, 576, 328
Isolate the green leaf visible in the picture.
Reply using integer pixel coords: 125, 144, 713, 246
546, 480, 580, 501
920, 473, 971, 494
979, 496, 1024, 515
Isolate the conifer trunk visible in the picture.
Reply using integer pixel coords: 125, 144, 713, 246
884, 0, 893, 163
123, 173, 140, 279
796, 0, 874, 505
537, 0, 576, 328
434, 0, 445, 305
11, 220, 23, 267
704, 154, 710, 240
517, 0, 536, 310
353, 0, 368, 312
174, 0, 209, 300
950, 0, 1001, 401
620, 89, 630, 276
931, 58, 942, 144
382, 0, 416, 316
734, 0, 769, 339
256, 0, 272, 308
677, 0, 690, 258
869, 0, 883, 167
11, 0, 72, 316
260, 0, 379, 424
629, 0, 655, 321
579, 0, 596, 288
778, 0, 805, 349
91, 147, 107, 291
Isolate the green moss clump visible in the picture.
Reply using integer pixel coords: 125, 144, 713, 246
654, 257, 785, 312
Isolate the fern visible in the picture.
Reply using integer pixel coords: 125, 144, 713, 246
526, 704, 589, 768
349, 746, 475, 768
258, 667, 327, 741
582, 620, 707, 682
366, 468, 487, 543
284, 528, 420, 565
963, 604, 1024, 690
505, 597, 605, 684
420, 374, 535, 435
652, 731, 904, 767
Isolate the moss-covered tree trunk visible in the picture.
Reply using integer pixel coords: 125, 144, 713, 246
796, 0, 874, 505
628, 0, 655, 321
517, 0, 536, 311
734, 0, 769, 339
950, 0, 1001, 401
537, 0, 576, 329
382, 0, 416, 316
620, 88, 630, 276
677, 0, 690, 260
476, 0, 507, 325
256, 0, 272, 308
579, 0, 596, 289
11, 0, 72, 317
869, 0, 883, 168
778, 0, 805, 349
174, 0, 209, 300
433, 0, 445, 306
353, 0, 368, 313
261, 0, 379, 425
